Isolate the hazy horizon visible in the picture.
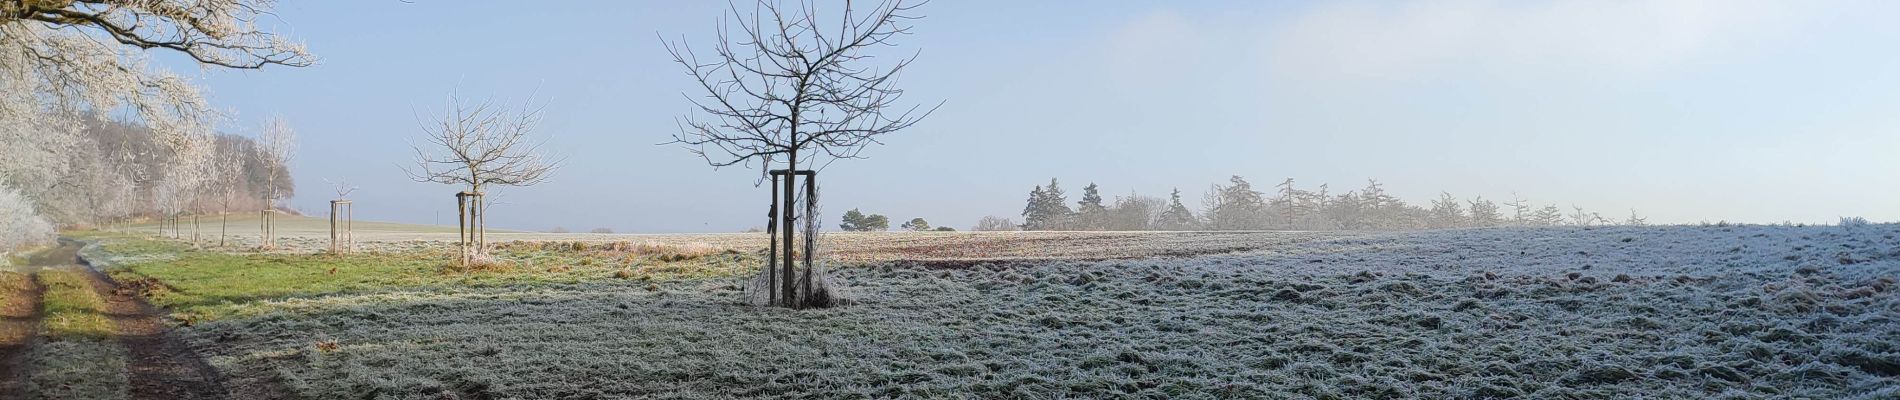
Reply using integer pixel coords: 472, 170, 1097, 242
165, 1, 1900, 232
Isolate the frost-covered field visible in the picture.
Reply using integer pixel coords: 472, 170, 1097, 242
150, 224, 1900, 399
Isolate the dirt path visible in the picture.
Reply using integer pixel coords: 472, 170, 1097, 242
76, 262, 232, 400
0, 271, 44, 397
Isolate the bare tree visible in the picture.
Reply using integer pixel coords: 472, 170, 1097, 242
258, 115, 295, 249
663, 0, 938, 308
406, 90, 558, 261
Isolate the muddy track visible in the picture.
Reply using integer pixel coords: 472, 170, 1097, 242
77, 266, 231, 400
0, 272, 44, 398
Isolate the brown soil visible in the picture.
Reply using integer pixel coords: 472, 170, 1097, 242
0, 272, 44, 397
77, 266, 232, 400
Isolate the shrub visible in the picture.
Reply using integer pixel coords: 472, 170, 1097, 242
1840, 216, 1870, 228
0, 185, 54, 253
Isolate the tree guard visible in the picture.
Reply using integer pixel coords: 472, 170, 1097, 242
329, 200, 355, 254
758, 169, 838, 308
454, 191, 485, 265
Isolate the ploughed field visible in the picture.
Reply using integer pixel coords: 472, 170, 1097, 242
54, 223, 1900, 398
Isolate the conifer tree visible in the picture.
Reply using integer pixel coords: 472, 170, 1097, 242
1076, 182, 1108, 230
1156, 188, 1198, 230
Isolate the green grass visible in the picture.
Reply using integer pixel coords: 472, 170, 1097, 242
80, 233, 759, 322
37, 268, 114, 340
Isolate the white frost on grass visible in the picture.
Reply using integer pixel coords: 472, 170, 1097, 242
177, 225, 1899, 398
24, 339, 129, 400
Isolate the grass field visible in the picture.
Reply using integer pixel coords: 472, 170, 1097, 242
47, 223, 1900, 398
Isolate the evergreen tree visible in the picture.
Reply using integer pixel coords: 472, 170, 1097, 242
1020, 178, 1074, 230
1468, 196, 1501, 227
840, 209, 868, 231
1156, 188, 1198, 230
1327, 191, 1365, 230
901, 218, 931, 231
840, 209, 888, 231
1020, 185, 1048, 230
1428, 192, 1467, 229
1076, 182, 1108, 230
1506, 194, 1532, 226
1533, 204, 1564, 226
1204, 175, 1267, 230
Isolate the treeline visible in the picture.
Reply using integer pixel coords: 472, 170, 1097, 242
3, 115, 294, 229
983, 176, 1644, 231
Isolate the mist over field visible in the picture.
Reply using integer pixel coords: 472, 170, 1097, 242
2, 1, 1897, 399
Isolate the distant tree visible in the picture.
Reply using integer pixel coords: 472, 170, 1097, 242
1327, 191, 1365, 230
841, 209, 890, 232
406, 90, 560, 259
1358, 179, 1403, 230
1075, 183, 1108, 230
932, 226, 956, 232
1203, 176, 1266, 230
258, 116, 296, 248
1624, 210, 1647, 226
1155, 188, 1198, 230
1107, 192, 1163, 231
590, 227, 614, 234
549, 227, 570, 233
1468, 197, 1501, 227
1021, 178, 1073, 230
861, 214, 890, 231
973, 216, 1019, 232
1568, 205, 1595, 226
901, 218, 931, 231
1272, 178, 1302, 228
1428, 192, 1466, 229
1533, 204, 1565, 226
841, 209, 868, 231
1505, 194, 1532, 226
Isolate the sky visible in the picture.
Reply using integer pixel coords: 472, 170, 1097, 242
169, 0, 1900, 232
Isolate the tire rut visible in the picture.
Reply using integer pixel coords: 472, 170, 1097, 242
0, 272, 44, 398
76, 266, 232, 400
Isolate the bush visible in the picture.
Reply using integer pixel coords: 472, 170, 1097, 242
1840, 217, 1870, 228
0, 185, 54, 253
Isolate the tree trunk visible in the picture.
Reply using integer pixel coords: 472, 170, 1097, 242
220, 208, 228, 247
781, 150, 797, 307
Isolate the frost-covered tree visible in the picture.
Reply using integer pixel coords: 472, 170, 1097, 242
972, 215, 1018, 232
1203, 176, 1266, 230
1624, 209, 1648, 226
1533, 204, 1565, 226
1107, 192, 1162, 231
1155, 188, 1198, 230
1271, 178, 1304, 229
664, 0, 937, 308
1468, 197, 1501, 228
406, 91, 559, 257
900, 218, 930, 232
1, 0, 311, 235
1568, 205, 1595, 226
1428, 192, 1466, 229
0, 184, 55, 254
258, 116, 296, 248
1505, 194, 1532, 226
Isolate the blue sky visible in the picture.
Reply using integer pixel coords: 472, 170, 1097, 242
173, 1, 1900, 232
